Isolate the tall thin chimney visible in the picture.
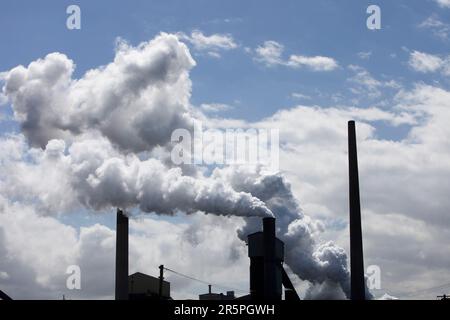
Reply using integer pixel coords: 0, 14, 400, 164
348, 121, 365, 300
115, 208, 128, 300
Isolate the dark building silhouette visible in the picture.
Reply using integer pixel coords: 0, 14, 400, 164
247, 218, 282, 300
129, 272, 171, 300
199, 285, 235, 300
348, 120, 366, 300
247, 217, 300, 301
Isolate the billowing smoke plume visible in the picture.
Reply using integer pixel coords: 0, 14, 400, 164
0, 134, 272, 218
1, 33, 361, 298
214, 166, 352, 298
69, 135, 272, 217
0, 33, 272, 219
2, 33, 196, 152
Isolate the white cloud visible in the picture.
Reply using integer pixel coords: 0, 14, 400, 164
206, 51, 222, 59
255, 40, 284, 66
419, 16, 450, 40
287, 55, 339, 71
200, 103, 233, 113
435, 0, 450, 8
255, 40, 338, 71
129, 214, 250, 299
291, 92, 311, 100
177, 30, 237, 57
0, 196, 115, 299
408, 50, 445, 73
347, 65, 401, 99
357, 51, 372, 60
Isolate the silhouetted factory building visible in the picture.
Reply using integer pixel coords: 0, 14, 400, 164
129, 272, 171, 300
199, 285, 235, 300
115, 210, 299, 301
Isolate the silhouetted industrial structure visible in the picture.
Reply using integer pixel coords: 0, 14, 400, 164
247, 217, 300, 301
114, 210, 300, 300
115, 209, 173, 300
248, 217, 283, 300
129, 272, 171, 300
110, 121, 369, 301
115, 208, 129, 300
199, 285, 235, 300
348, 120, 366, 300
110, 121, 371, 301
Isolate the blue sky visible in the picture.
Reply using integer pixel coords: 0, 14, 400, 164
2, 0, 450, 299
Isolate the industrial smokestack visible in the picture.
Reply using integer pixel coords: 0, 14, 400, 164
263, 217, 278, 300
348, 120, 365, 300
115, 208, 129, 300
248, 218, 283, 300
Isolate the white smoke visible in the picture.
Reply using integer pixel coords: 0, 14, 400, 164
2, 33, 196, 152
0, 33, 271, 218
0, 32, 363, 298
213, 165, 354, 298
0, 134, 272, 218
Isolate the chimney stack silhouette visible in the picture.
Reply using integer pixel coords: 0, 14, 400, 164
348, 120, 366, 300
115, 208, 129, 300
248, 217, 284, 300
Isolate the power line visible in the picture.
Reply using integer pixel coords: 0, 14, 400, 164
165, 266, 450, 299
164, 267, 210, 286
163, 266, 249, 294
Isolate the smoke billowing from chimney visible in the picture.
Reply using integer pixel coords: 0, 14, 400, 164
0, 33, 363, 298
0, 33, 273, 220
216, 166, 352, 298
